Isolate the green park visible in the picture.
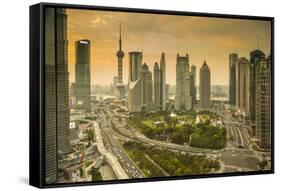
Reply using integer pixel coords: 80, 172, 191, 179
123, 141, 220, 178
127, 110, 226, 149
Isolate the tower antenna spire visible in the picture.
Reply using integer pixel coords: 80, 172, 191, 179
119, 21, 122, 50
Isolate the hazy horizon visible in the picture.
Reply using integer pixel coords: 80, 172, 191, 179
66, 9, 271, 86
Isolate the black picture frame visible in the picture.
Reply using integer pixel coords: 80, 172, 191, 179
30, 2, 274, 189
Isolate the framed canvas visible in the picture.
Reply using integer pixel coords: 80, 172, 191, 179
29, 2, 274, 188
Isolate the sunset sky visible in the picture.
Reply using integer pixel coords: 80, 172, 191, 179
66, 8, 271, 86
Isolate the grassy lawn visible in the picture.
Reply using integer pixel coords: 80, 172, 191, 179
123, 142, 220, 177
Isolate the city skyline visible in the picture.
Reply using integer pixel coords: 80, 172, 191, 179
66, 9, 271, 86
40, 6, 273, 185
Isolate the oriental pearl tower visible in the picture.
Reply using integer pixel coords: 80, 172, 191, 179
116, 23, 125, 100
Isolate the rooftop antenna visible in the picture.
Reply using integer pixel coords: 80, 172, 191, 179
119, 21, 122, 50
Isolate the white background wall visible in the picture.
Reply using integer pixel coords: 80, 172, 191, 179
0, 0, 279, 190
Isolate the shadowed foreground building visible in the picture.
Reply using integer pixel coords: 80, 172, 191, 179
249, 50, 265, 122
75, 39, 91, 112
256, 54, 271, 149
199, 61, 211, 109
44, 7, 70, 184
175, 54, 192, 111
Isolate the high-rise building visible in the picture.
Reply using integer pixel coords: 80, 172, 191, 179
165, 84, 170, 101
199, 61, 211, 109
116, 23, 125, 99
56, 8, 70, 155
44, 7, 70, 184
229, 53, 238, 106
236, 57, 250, 113
175, 54, 192, 111
69, 83, 76, 109
250, 50, 265, 122
154, 62, 161, 112
75, 40, 91, 112
141, 63, 153, 111
256, 54, 271, 149
190, 65, 196, 108
160, 53, 166, 110
44, 7, 57, 184
128, 51, 143, 112
113, 76, 118, 97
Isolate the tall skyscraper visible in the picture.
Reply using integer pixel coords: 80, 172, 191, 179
56, 9, 71, 155
75, 40, 91, 112
229, 53, 238, 106
113, 75, 118, 97
154, 62, 161, 112
249, 50, 265, 122
44, 7, 70, 184
199, 61, 211, 109
175, 54, 192, 111
128, 51, 143, 112
160, 53, 166, 110
256, 54, 271, 149
190, 65, 196, 108
236, 57, 250, 113
141, 63, 153, 111
116, 23, 125, 99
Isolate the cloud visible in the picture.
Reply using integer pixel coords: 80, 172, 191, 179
92, 17, 101, 24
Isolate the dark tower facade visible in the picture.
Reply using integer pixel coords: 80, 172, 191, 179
75, 40, 91, 112
44, 7, 70, 184
229, 53, 238, 106
190, 65, 196, 108
256, 54, 271, 149
249, 50, 265, 123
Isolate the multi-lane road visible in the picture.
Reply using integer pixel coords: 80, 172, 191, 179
101, 104, 268, 172
67, 102, 270, 181
95, 106, 144, 179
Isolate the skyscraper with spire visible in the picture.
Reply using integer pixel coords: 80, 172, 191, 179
154, 62, 161, 111
160, 53, 166, 110
116, 23, 125, 99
